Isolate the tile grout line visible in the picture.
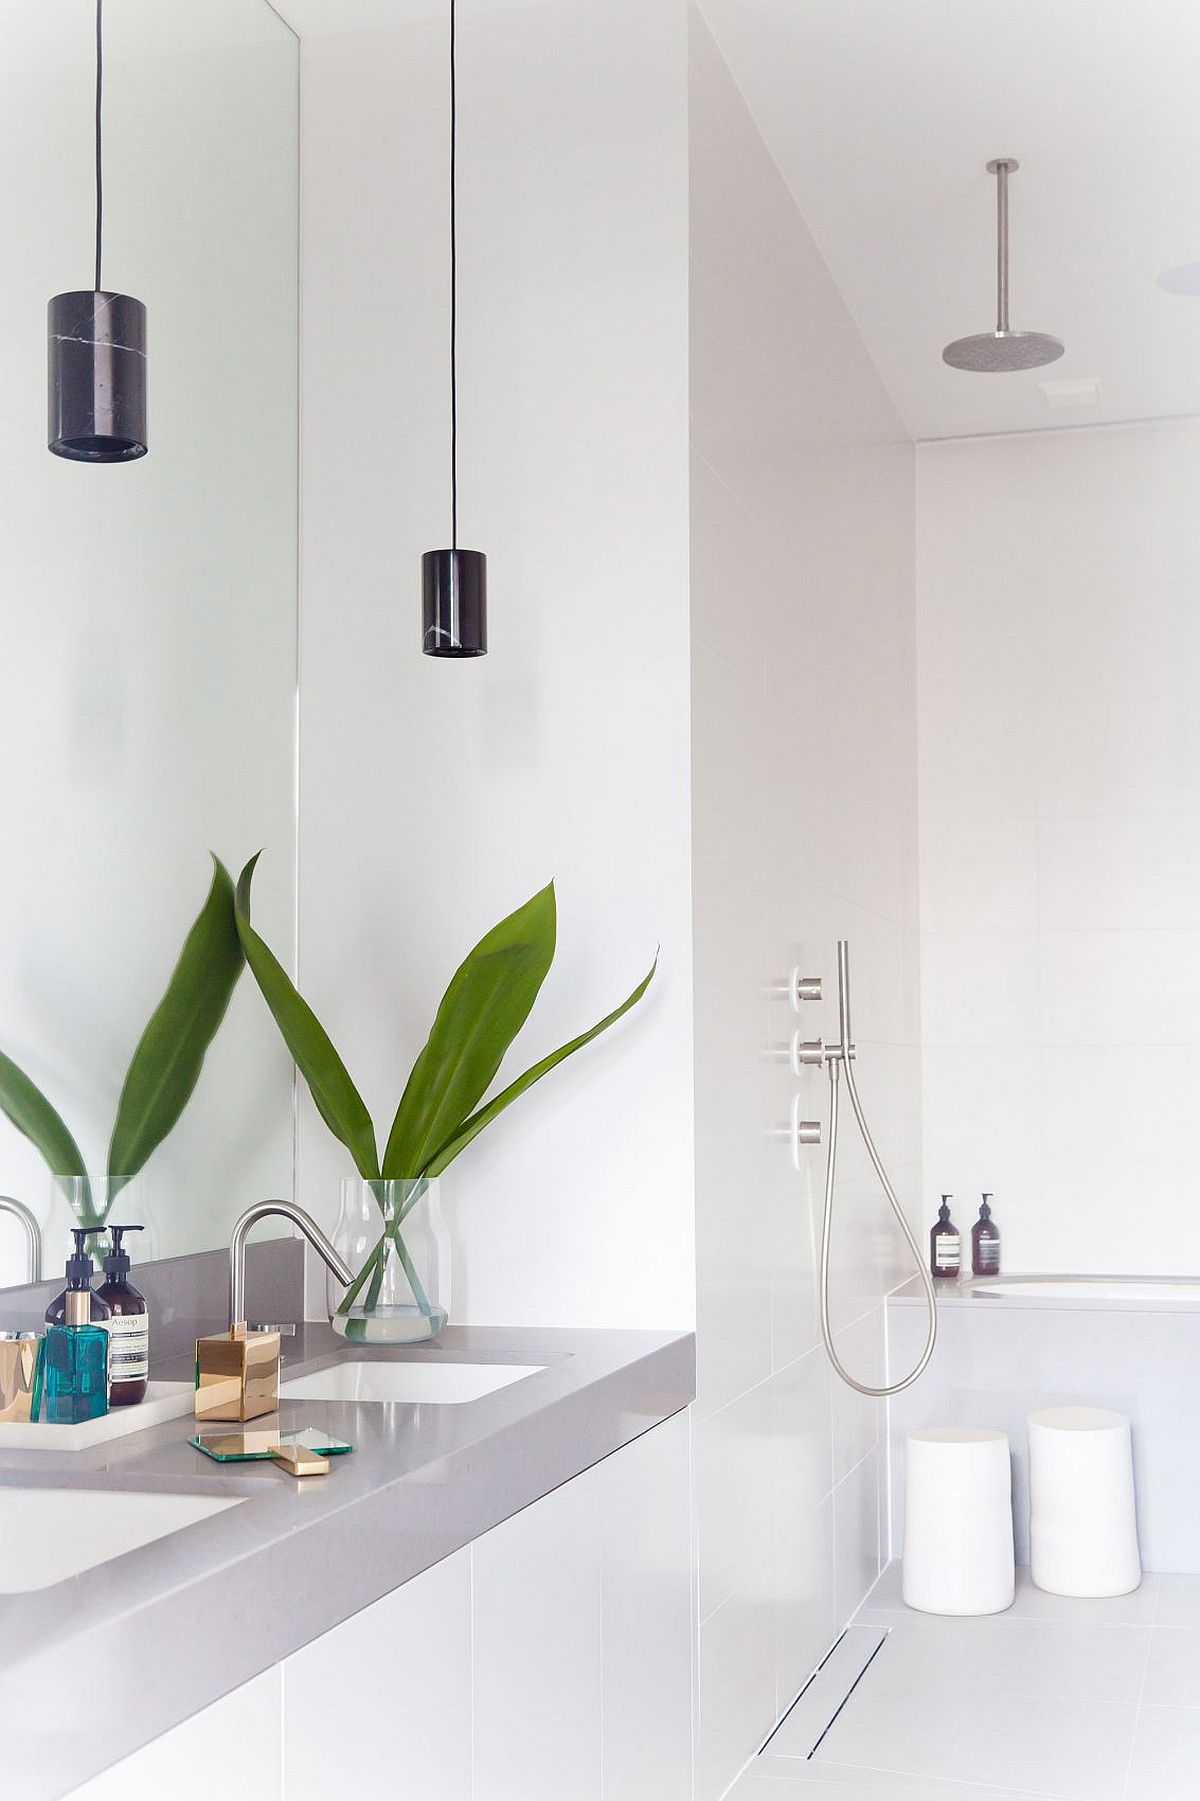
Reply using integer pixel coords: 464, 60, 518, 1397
696, 1303, 880, 1422
1118, 1592, 1158, 1801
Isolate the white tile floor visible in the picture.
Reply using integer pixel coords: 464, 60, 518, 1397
727, 1563, 1200, 1801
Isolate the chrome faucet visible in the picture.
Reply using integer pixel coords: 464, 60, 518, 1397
228, 1199, 352, 1328
0, 1195, 41, 1284
196, 1200, 354, 1423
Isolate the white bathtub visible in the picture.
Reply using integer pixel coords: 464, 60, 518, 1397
888, 1271, 1200, 1571
965, 1282, 1196, 1311
965, 1275, 1200, 1306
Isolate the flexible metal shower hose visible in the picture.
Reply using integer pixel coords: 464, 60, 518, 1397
818, 1052, 938, 1397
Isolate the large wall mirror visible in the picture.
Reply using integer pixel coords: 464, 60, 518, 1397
0, 0, 298, 1287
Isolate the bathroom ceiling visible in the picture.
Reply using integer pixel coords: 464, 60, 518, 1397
699, 0, 1200, 440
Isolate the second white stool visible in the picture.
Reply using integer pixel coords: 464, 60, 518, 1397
903, 1428, 1015, 1615
1028, 1406, 1140, 1597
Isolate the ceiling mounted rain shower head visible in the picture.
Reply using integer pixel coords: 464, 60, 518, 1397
943, 158, 1064, 373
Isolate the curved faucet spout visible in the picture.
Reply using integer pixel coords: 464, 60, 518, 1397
229, 1200, 353, 1330
0, 1196, 41, 1285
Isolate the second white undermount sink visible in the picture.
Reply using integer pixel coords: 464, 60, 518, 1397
0, 1486, 242, 1593
280, 1360, 545, 1405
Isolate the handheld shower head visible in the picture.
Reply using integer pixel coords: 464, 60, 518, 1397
836, 939, 853, 1054
943, 159, 1064, 373
815, 940, 938, 1397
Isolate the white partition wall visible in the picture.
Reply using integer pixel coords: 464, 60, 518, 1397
688, 10, 921, 1794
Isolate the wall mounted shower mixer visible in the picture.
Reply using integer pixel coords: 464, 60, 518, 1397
772, 1094, 823, 1169
785, 968, 823, 1010
779, 942, 938, 1397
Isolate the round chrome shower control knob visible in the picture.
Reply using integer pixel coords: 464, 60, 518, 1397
790, 1033, 826, 1074
788, 968, 822, 1011
770, 1095, 822, 1167
768, 1033, 826, 1071
769, 1095, 822, 1170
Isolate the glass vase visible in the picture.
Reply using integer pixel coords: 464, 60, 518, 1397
330, 1178, 450, 1344
44, 1175, 156, 1273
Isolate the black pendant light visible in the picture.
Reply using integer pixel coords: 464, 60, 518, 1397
422, 0, 486, 656
48, 0, 147, 462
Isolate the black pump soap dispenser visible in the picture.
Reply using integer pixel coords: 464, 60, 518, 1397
96, 1225, 148, 1406
972, 1195, 1001, 1277
930, 1196, 961, 1279
45, 1228, 112, 1328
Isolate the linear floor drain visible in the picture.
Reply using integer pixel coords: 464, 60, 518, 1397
760, 1624, 889, 1761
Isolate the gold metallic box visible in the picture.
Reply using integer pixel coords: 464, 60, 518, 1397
0, 1335, 40, 1422
194, 1323, 281, 1422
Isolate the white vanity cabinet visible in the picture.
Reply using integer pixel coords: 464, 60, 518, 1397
66, 1411, 693, 1801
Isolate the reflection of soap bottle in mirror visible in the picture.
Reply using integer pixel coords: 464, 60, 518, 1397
44, 1229, 109, 1424
972, 1194, 1001, 1277
930, 1197, 961, 1279
96, 1226, 148, 1406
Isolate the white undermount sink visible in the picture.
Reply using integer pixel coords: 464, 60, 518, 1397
280, 1360, 545, 1405
0, 1486, 242, 1592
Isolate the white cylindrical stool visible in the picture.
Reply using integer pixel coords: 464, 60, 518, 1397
903, 1428, 1014, 1615
1028, 1406, 1140, 1597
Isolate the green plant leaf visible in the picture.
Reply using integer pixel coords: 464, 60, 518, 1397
0, 1048, 89, 1211
382, 883, 558, 1178
234, 853, 380, 1179
424, 953, 657, 1177
107, 856, 246, 1188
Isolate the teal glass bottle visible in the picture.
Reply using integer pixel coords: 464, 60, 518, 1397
44, 1229, 109, 1425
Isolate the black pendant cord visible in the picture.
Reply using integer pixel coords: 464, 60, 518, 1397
47, 0, 147, 462
94, 0, 104, 293
420, 0, 484, 653
449, 0, 458, 550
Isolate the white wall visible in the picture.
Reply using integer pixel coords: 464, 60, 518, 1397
917, 418, 1200, 1274
689, 13, 921, 1794
294, 0, 694, 1328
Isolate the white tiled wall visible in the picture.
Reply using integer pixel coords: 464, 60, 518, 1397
689, 11, 921, 1795
917, 420, 1200, 1272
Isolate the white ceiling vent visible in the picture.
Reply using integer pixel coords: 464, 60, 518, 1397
1038, 378, 1102, 408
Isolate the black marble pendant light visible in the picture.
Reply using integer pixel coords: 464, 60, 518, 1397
48, 0, 147, 462
422, 0, 486, 656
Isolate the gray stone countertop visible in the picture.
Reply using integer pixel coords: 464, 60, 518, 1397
0, 1321, 695, 1800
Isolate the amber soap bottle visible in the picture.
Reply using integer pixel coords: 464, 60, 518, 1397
95, 1225, 149, 1406
972, 1194, 1001, 1277
929, 1196, 961, 1279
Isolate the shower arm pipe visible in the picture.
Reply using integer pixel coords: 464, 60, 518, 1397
995, 157, 1011, 334
818, 942, 938, 1398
